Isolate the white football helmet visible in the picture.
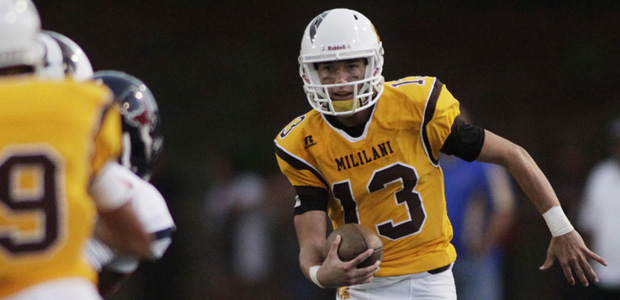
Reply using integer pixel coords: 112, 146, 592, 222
40, 30, 93, 81
36, 32, 65, 79
0, 0, 43, 71
299, 8, 384, 116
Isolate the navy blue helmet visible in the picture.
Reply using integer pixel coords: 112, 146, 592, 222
93, 70, 163, 180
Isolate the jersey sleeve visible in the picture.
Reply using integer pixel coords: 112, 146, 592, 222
274, 116, 329, 190
129, 178, 175, 259
131, 178, 176, 235
274, 115, 330, 214
274, 150, 327, 190
423, 81, 461, 163
92, 100, 123, 175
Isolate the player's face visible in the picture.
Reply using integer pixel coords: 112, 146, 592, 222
317, 58, 366, 101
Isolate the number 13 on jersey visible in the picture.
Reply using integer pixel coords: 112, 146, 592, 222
333, 162, 427, 241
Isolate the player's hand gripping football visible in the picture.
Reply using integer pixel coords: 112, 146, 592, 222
318, 235, 381, 288
539, 230, 607, 286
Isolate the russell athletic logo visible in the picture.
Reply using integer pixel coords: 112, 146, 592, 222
304, 135, 317, 148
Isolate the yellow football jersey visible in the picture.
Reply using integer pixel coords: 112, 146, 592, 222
0, 77, 122, 297
275, 76, 460, 276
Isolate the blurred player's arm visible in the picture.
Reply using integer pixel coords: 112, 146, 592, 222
476, 129, 607, 286
89, 162, 152, 258
89, 102, 152, 258
95, 167, 175, 295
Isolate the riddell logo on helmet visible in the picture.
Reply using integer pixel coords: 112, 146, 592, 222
327, 45, 346, 51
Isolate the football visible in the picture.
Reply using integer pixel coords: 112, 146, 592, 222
323, 223, 383, 268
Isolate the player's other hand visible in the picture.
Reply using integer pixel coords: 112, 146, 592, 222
318, 235, 380, 288
539, 230, 607, 286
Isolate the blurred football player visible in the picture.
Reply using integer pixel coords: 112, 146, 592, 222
442, 157, 515, 300
36, 30, 175, 295
274, 8, 607, 299
0, 1, 151, 299
89, 70, 174, 296
578, 117, 620, 299
442, 108, 516, 300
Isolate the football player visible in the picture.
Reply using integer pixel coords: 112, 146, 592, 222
89, 70, 175, 296
0, 1, 151, 299
37, 31, 175, 295
274, 8, 607, 299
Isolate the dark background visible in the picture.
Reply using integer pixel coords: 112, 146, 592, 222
34, 1, 620, 299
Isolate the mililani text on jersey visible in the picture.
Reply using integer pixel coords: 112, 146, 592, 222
335, 140, 394, 171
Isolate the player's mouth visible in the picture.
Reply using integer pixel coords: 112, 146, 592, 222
331, 91, 353, 100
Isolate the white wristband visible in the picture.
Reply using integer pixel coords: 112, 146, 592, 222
309, 265, 325, 288
542, 206, 574, 237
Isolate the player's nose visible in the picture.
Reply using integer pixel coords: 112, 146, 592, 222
334, 68, 349, 84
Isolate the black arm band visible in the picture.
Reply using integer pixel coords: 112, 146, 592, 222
440, 115, 485, 162
293, 186, 329, 215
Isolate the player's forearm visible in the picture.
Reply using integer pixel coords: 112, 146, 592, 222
294, 211, 328, 280
503, 146, 559, 213
480, 132, 578, 238
478, 131, 560, 213
299, 243, 325, 279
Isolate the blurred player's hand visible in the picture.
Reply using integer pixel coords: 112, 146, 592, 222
539, 230, 607, 286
